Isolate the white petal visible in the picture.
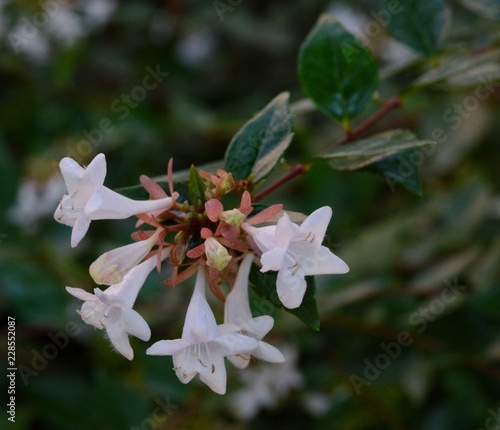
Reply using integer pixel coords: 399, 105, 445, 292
84, 153, 107, 190
275, 213, 300, 248
65, 286, 96, 301
243, 224, 277, 252
299, 206, 332, 244
241, 315, 274, 340
70, 215, 91, 248
146, 339, 190, 356
214, 333, 259, 357
302, 245, 349, 276
59, 157, 84, 195
122, 308, 151, 341
228, 353, 252, 369
104, 308, 133, 360
276, 267, 307, 309
197, 348, 227, 395
260, 247, 286, 272
253, 341, 285, 363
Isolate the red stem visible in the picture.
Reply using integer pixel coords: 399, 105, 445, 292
254, 164, 307, 202
337, 97, 402, 146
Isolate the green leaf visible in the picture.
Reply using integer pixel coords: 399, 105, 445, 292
188, 164, 207, 205
367, 148, 423, 196
413, 48, 500, 88
224, 92, 293, 182
321, 129, 435, 171
249, 264, 320, 331
384, 0, 451, 56
461, 0, 500, 20
298, 13, 378, 123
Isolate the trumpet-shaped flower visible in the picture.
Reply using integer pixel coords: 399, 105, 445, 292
147, 266, 258, 394
54, 153, 177, 247
221, 253, 284, 369
66, 248, 169, 360
244, 206, 349, 309
89, 229, 162, 285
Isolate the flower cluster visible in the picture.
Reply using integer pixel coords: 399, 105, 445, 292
55, 153, 349, 394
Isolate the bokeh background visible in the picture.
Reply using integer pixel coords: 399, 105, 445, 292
1, 0, 500, 429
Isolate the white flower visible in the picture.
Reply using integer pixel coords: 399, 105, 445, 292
66, 249, 169, 360
147, 266, 258, 395
89, 229, 162, 285
54, 153, 177, 248
221, 253, 284, 369
244, 206, 349, 309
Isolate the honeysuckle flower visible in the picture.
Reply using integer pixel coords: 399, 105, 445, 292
243, 206, 349, 309
54, 153, 177, 247
66, 248, 169, 360
147, 266, 258, 395
89, 228, 162, 285
221, 253, 284, 369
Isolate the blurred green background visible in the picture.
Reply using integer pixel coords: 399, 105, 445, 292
1, 0, 500, 429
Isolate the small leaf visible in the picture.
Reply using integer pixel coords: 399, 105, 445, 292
298, 13, 378, 123
384, 0, 451, 56
461, 0, 500, 20
321, 129, 435, 171
188, 165, 207, 205
224, 92, 293, 182
249, 264, 320, 331
367, 148, 423, 196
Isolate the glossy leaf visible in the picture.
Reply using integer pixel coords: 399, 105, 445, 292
188, 164, 207, 205
298, 13, 378, 122
384, 0, 451, 56
224, 92, 293, 182
249, 264, 320, 331
322, 129, 435, 171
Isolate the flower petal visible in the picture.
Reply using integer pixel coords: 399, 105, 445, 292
59, 157, 84, 195
146, 339, 190, 356
302, 245, 349, 275
299, 206, 332, 244
260, 247, 286, 272
122, 308, 151, 341
275, 213, 300, 248
66, 286, 97, 301
70, 215, 91, 248
276, 265, 307, 309
253, 341, 285, 363
85, 153, 107, 190
104, 308, 134, 360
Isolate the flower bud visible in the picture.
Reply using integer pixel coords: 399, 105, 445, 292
204, 237, 232, 271
219, 208, 245, 226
